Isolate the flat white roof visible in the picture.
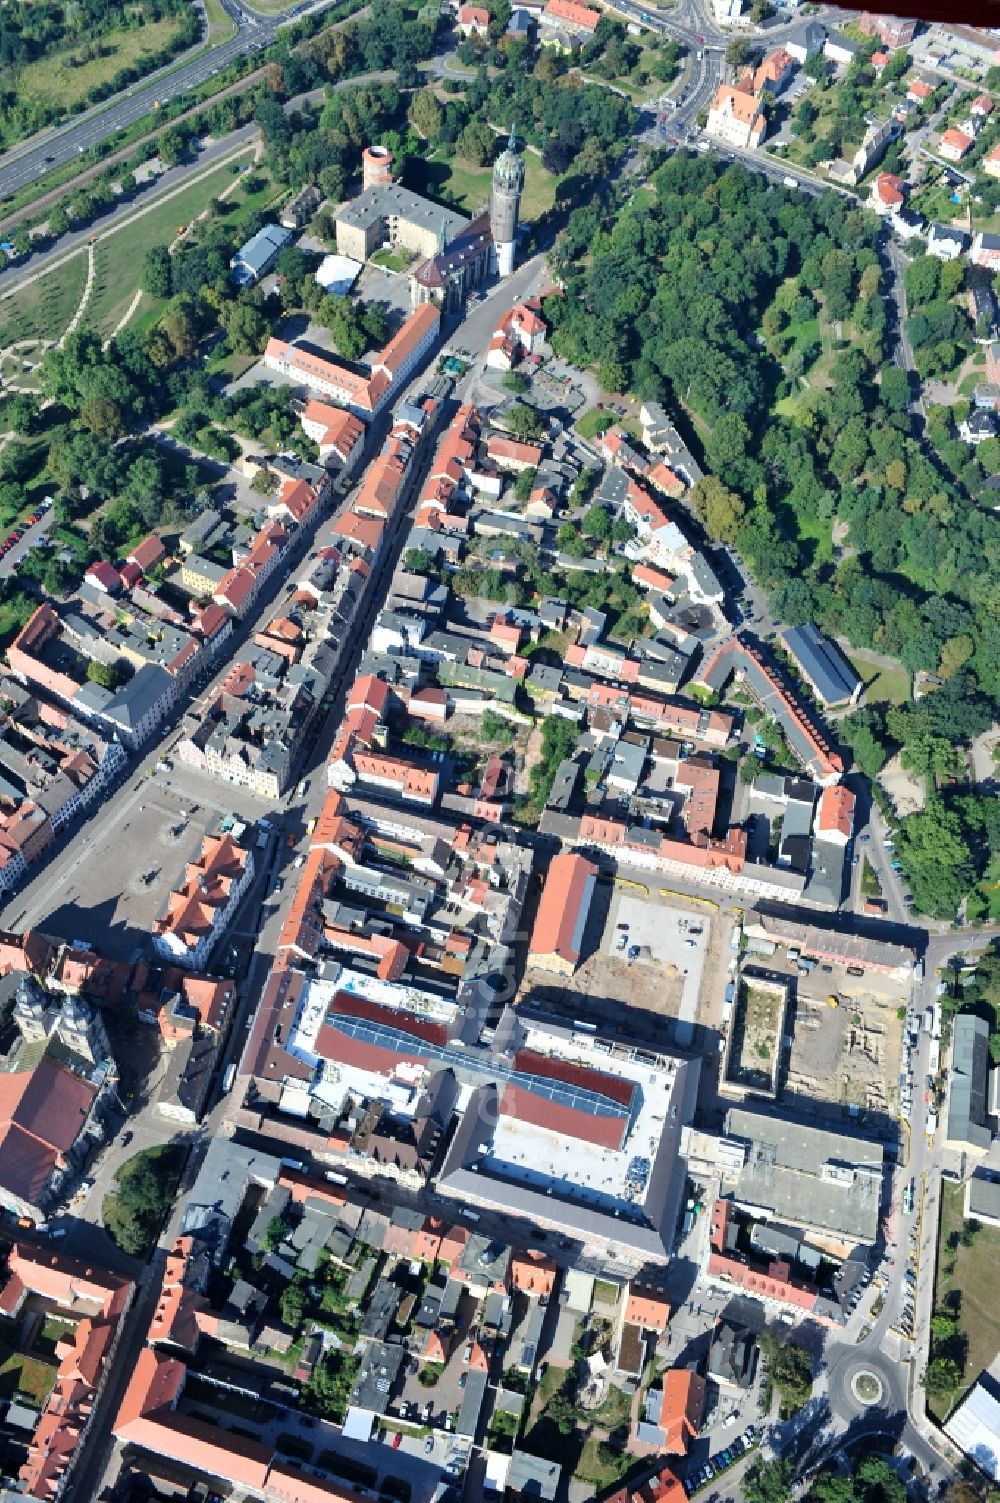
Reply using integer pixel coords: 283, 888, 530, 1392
486, 1024, 682, 1212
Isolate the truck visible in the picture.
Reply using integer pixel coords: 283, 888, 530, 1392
221, 1063, 236, 1094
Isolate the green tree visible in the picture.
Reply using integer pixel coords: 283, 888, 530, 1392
582, 503, 611, 540
264, 1215, 288, 1252
142, 245, 172, 300
744, 1457, 793, 1503
224, 301, 269, 356
924, 1356, 962, 1404
410, 88, 444, 138
514, 467, 536, 502
157, 128, 185, 167
457, 120, 495, 165
691, 475, 746, 544
3, 394, 35, 436
504, 404, 543, 440
503, 372, 530, 394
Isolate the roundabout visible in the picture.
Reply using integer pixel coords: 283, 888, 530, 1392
851, 1370, 884, 1407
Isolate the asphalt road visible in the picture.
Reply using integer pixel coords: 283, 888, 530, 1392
0, 509, 53, 579
0, 0, 337, 202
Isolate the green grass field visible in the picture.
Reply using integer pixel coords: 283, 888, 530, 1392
15, 18, 187, 111
203, 0, 237, 41
418, 151, 556, 222
86, 150, 258, 336
0, 253, 88, 349
846, 649, 911, 707
576, 407, 615, 439
933, 1180, 1000, 1419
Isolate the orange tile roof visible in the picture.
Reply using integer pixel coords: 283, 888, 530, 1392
486, 435, 544, 466
332, 510, 386, 551
941, 127, 973, 154
816, 783, 855, 838
509, 1249, 557, 1297
544, 0, 600, 29
528, 853, 597, 965
375, 303, 441, 378
625, 1287, 671, 1332
710, 83, 764, 126
660, 1370, 705, 1455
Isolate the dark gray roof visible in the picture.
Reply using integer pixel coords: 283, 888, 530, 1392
782, 622, 860, 705
947, 1014, 993, 1151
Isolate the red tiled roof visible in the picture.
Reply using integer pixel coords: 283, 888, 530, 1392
514, 1047, 635, 1108
499, 1082, 628, 1150
128, 535, 167, 571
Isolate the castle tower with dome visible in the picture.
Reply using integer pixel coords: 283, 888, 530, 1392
490, 125, 525, 279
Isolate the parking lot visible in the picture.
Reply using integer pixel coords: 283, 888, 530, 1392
522, 884, 715, 1049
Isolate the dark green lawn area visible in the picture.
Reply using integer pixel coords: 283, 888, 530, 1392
933, 1179, 1000, 1419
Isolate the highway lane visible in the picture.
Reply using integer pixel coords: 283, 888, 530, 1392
0, 0, 339, 202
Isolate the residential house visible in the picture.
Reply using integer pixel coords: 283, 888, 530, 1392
960, 409, 998, 445
858, 11, 916, 47
753, 48, 796, 95
784, 22, 825, 65
706, 84, 767, 150
984, 144, 1000, 179
539, 0, 600, 33
972, 232, 1000, 270
870, 172, 905, 213
280, 185, 322, 230
823, 32, 859, 66
927, 223, 969, 261
940, 128, 974, 161
457, 4, 491, 33
814, 784, 855, 845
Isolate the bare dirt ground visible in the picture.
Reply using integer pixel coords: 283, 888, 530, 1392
786, 988, 901, 1118
878, 752, 926, 816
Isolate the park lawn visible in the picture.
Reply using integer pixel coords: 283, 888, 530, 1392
15, 18, 188, 111
576, 407, 615, 440
0, 250, 88, 349
933, 1179, 1000, 1418
846, 649, 911, 706
86, 150, 257, 336
0, 1348, 56, 1405
424, 151, 556, 222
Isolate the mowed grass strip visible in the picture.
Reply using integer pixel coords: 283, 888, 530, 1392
15, 18, 187, 110
87, 151, 258, 335
0, 253, 89, 347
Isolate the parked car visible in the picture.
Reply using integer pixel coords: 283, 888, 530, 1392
424, 1437, 435, 1454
